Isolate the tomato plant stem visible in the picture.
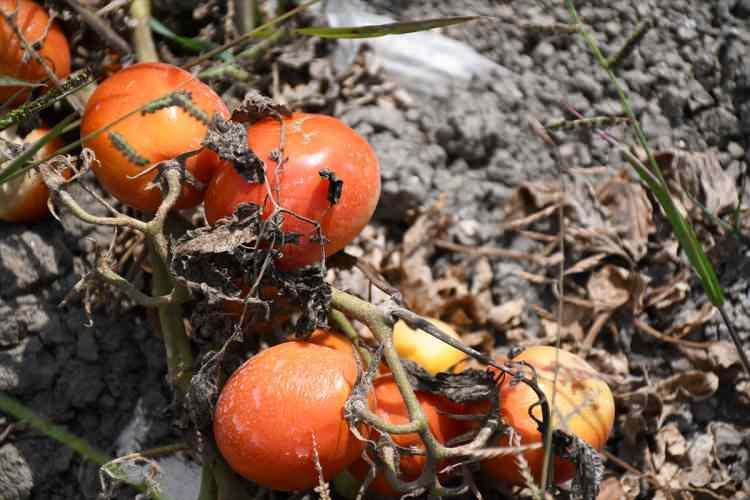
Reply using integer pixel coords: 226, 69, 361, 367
131, 0, 159, 63
148, 241, 193, 397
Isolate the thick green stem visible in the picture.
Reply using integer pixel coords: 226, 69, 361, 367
131, 0, 159, 62
330, 288, 449, 494
329, 308, 373, 368
149, 241, 192, 398
197, 462, 218, 500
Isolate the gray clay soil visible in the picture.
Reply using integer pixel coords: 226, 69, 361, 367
1, 0, 750, 499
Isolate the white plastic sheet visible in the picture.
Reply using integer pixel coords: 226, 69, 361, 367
323, 0, 511, 96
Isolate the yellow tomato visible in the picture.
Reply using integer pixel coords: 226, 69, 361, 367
392, 318, 467, 375
481, 346, 615, 485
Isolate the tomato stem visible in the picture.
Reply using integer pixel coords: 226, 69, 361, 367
130, 0, 159, 63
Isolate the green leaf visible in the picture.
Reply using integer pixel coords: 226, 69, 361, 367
0, 113, 77, 186
295, 16, 481, 39
0, 74, 43, 88
149, 18, 216, 52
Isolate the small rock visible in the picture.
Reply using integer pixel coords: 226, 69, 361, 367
660, 87, 689, 125
0, 443, 33, 500
76, 332, 99, 362
0, 227, 72, 298
54, 360, 104, 409
728, 142, 745, 159
572, 73, 603, 100
0, 337, 59, 394
734, 0, 750, 18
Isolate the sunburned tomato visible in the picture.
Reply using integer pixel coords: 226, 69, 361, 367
203, 112, 381, 270
213, 340, 371, 491
391, 318, 468, 375
0, 0, 70, 105
80, 62, 229, 212
481, 346, 615, 486
349, 374, 465, 497
0, 128, 64, 223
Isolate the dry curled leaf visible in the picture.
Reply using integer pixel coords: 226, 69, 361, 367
650, 149, 738, 223
587, 265, 632, 313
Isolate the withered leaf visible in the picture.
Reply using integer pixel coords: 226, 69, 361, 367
319, 169, 343, 205
655, 370, 719, 402
202, 114, 265, 183
401, 361, 497, 404
651, 149, 737, 221
586, 265, 632, 313
230, 89, 292, 124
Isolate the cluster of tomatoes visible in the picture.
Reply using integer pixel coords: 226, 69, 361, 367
214, 325, 615, 496
1, 1, 615, 497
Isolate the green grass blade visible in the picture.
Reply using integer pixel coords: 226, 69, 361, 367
0, 75, 44, 88
149, 18, 216, 52
295, 15, 481, 39
0, 392, 110, 464
0, 115, 77, 183
0, 113, 78, 185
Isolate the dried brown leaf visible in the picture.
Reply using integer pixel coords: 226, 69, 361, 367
652, 149, 738, 221
488, 298, 525, 330
586, 265, 632, 313
653, 423, 687, 469
666, 302, 716, 338
597, 477, 628, 500
596, 168, 655, 261
655, 370, 719, 402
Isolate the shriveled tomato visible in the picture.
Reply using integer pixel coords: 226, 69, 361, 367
0, 128, 64, 223
213, 341, 371, 491
80, 62, 229, 212
349, 374, 465, 497
0, 0, 70, 105
203, 112, 381, 270
481, 346, 615, 486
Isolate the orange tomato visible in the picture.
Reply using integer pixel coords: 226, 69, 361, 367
307, 328, 355, 356
481, 346, 615, 486
80, 62, 229, 212
0, 128, 64, 223
221, 285, 291, 335
349, 374, 465, 497
0, 0, 70, 105
213, 341, 370, 491
203, 112, 381, 270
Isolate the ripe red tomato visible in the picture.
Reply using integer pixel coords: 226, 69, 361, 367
481, 346, 615, 486
80, 62, 229, 212
213, 341, 371, 491
203, 112, 381, 270
349, 374, 465, 497
0, 128, 64, 223
0, 0, 70, 105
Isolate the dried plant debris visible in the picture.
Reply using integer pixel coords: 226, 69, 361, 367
401, 360, 497, 404
230, 89, 292, 124
648, 149, 738, 229
170, 203, 284, 300
170, 203, 330, 334
386, 197, 495, 327
202, 114, 265, 183
505, 167, 655, 264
